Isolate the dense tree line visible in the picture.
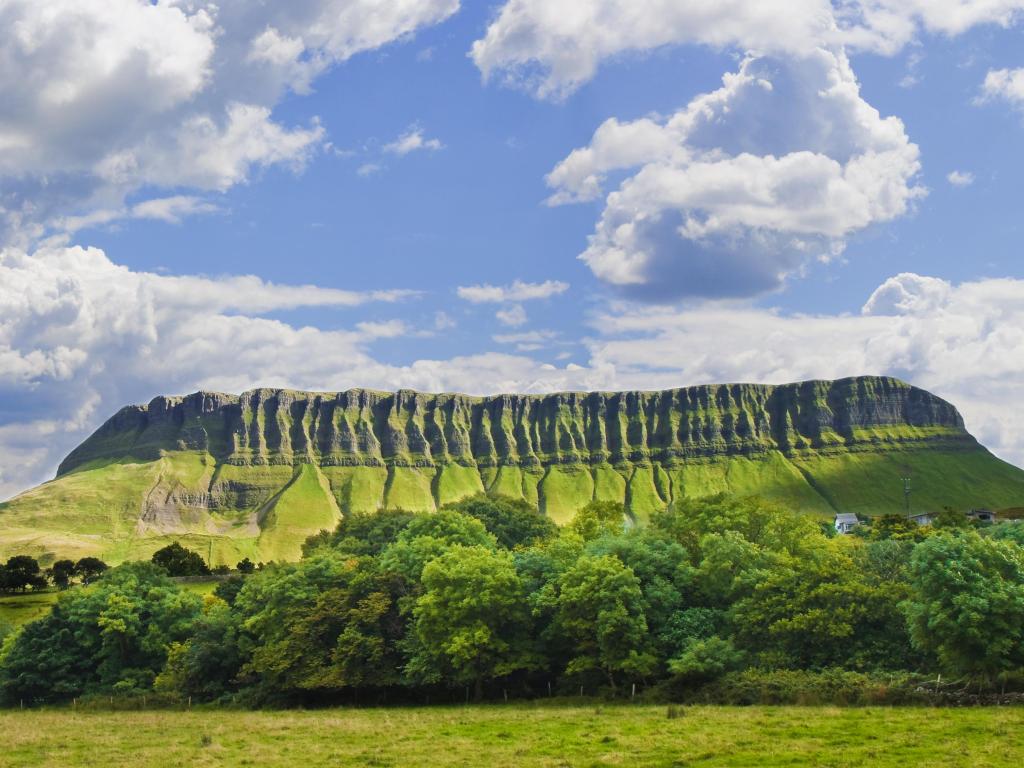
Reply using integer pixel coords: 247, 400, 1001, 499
0, 556, 107, 593
2, 494, 1024, 706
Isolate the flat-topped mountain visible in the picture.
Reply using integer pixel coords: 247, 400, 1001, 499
2, 376, 1022, 564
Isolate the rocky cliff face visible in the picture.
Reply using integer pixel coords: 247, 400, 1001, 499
58, 376, 969, 476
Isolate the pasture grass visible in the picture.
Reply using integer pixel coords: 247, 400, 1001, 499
0, 591, 58, 628
0, 703, 1020, 767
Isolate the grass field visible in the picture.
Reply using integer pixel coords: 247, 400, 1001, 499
0, 704, 1020, 767
0, 591, 58, 628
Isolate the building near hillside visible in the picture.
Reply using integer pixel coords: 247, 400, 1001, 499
836, 508, 1003, 533
834, 513, 861, 534
966, 509, 997, 523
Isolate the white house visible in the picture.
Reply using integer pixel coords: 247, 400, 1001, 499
834, 513, 860, 534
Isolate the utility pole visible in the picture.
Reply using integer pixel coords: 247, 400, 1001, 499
902, 476, 912, 519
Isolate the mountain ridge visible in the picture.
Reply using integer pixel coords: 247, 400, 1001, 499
58, 376, 970, 475
3, 376, 1021, 566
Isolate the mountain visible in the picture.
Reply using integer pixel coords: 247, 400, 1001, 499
2, 376, 1022, 565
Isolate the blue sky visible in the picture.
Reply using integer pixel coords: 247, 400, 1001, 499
0, 0, 1023, 495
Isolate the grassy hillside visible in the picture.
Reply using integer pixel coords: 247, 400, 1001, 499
0, 705, 1020, 767
1, 377, 1022, 565
0, 592, 58, 628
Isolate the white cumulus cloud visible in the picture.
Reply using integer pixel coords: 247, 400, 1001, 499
384, 126, 444, 155
548, 48, 924, 299
472, 0, 1024, 99
495, 304, 528, 327
471, 0, 832, 100
0, 0, 461, 243
947, 170, 975, 187
456, 279, 570, 303
981, 67, 1024, 108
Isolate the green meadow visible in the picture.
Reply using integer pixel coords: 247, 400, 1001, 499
0, 704, 1020, 767
0, 591, 58, 628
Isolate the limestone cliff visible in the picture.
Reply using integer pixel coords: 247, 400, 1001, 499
58, 376, 969, 475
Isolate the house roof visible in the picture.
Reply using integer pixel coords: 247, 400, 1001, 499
835, 513, 859, 524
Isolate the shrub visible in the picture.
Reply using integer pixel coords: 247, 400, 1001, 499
689, 668, 926, 706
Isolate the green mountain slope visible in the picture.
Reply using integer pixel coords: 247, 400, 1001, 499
2, 376, 1022, 564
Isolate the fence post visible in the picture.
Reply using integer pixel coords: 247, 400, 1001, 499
631, 683, 636, 700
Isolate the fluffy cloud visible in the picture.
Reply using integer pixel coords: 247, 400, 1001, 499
492, 329, 561, 352
494, 304, 527, 327
57, 195, 222, 233
471, 0, 831, 100
458, 280, 569, 330
0, 0, 460, 243
947, 170, 975, 187
838, 1, 1024, 54
981, 67, 1024, 107
472, 0, 1024, 98
456, 279, 569, 303
548, 48, 923, 299
384, 127, 444, 155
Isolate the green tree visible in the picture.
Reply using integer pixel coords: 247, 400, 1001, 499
378, 510, 496, 583
904, 532, 1024, 679
692, 530, 782, 607
870, 513, 925, 541
987, 522, 1024, 547
553, 554, 655, 690
0, 562, 203, 703
0, 556, 47, 593
570, 500, 627, 541
863, 539, 915, 584
47, 560, 77, 590
932, 507, 970, 531
312, 509, 418, 556
445, 494, 557, 549
236, 558, 256, 574
228, 552, 406, 700
213, 575, 246, 606
732, 538, 912, 670
653, 495, 820, 560
156, 598, 242, 701
74, 557, 108, 584
407, 546, 537, 698
585, 530, 694, 659
669, 636, 743, 684
151, 543, 210, 577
